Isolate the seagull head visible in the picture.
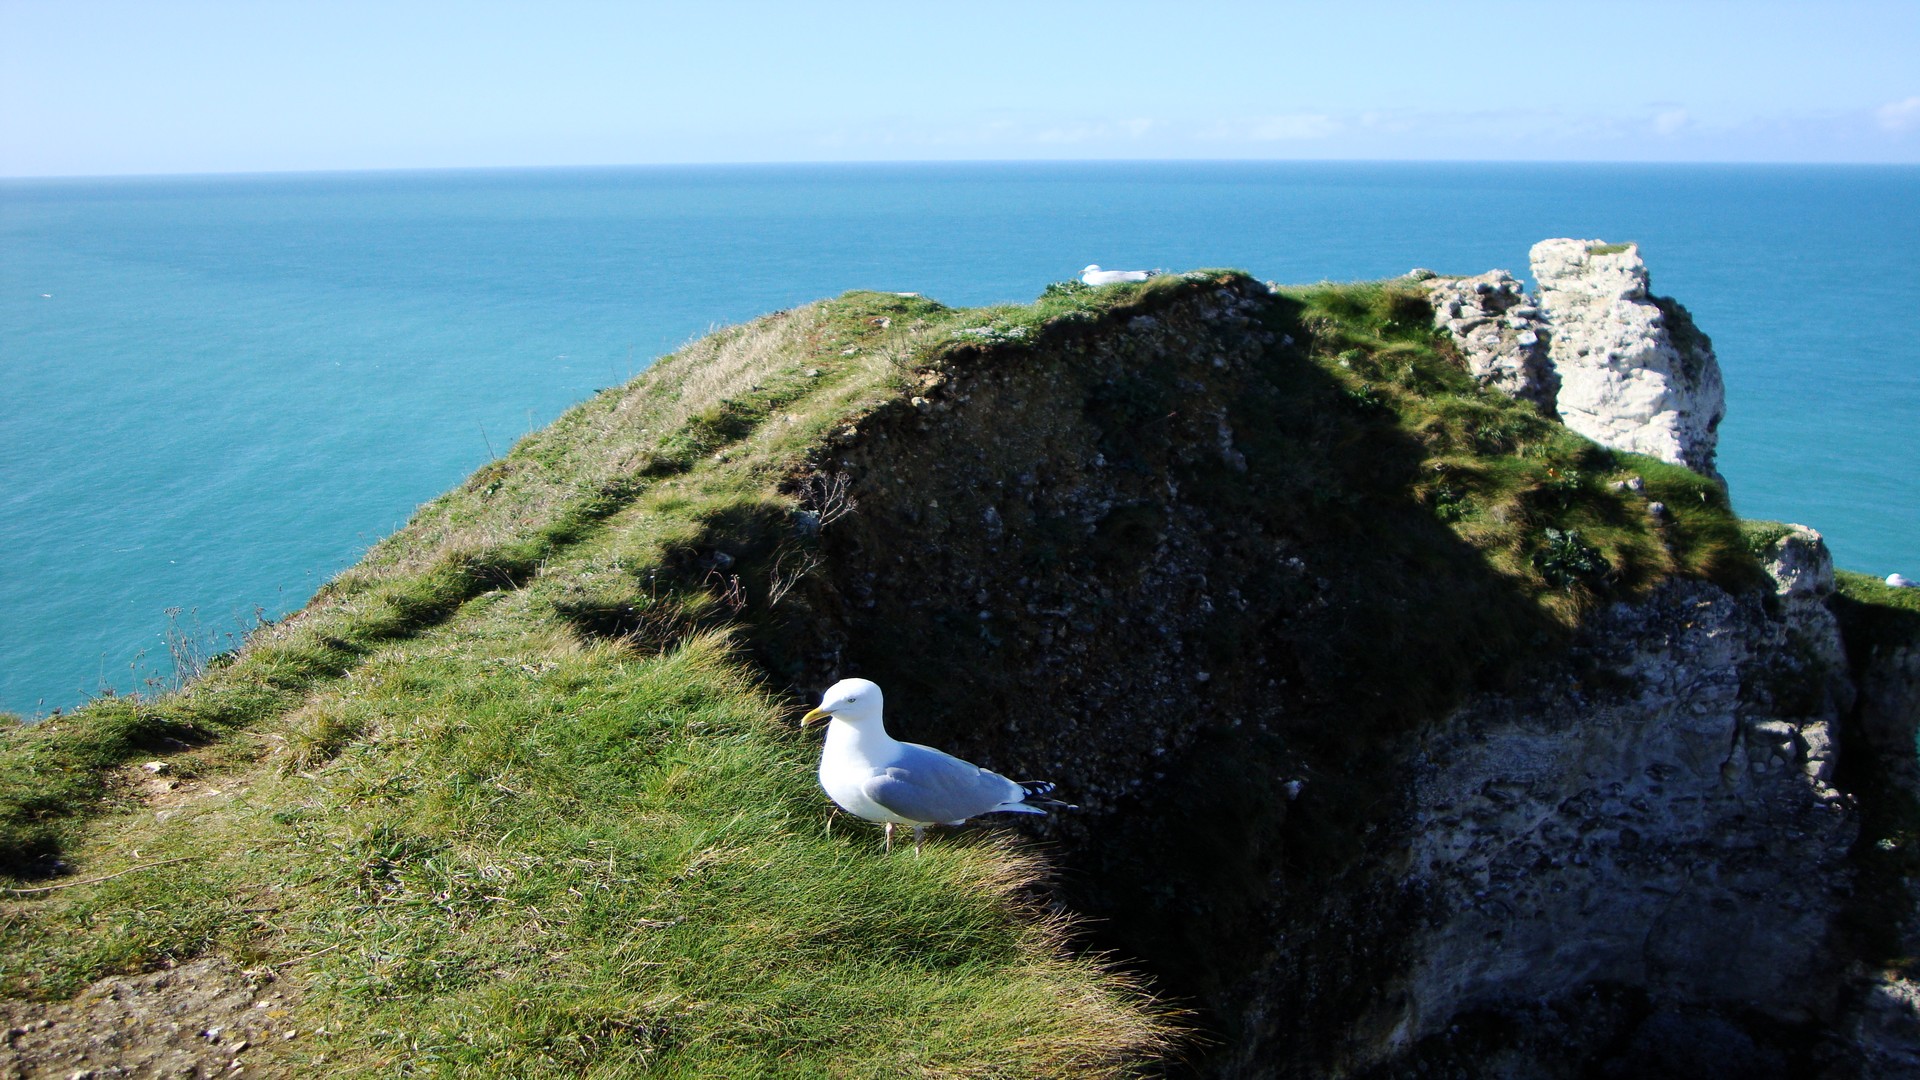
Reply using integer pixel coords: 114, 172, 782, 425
802, 677, 884, 726
1082, 264, 1102, 274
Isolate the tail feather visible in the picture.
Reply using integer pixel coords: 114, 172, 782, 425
1017, 780, 1077, 811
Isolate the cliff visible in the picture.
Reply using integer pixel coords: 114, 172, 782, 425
3, 261, 1917, 1077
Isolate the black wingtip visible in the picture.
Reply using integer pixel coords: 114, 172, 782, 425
1018, 780, 1075, 810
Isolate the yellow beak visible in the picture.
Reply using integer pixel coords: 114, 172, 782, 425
801, 706, 830, 725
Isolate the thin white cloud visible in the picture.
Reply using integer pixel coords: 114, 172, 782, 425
1653, 108, 1689, 136
1246, 114, 1342, 141
1357, 111, 1416, 135
788, 100, 1920, 164
1030, 118, 1158, 144
1197, 114, 1341, 142
1877, 96, 1920, 132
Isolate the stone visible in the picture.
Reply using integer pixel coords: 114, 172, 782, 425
1848, 975, 1920, 1076
1757, 523, 1836, 603
1394, 580, 1856, 1059
1530, 239, 1726, 482
1423, 269, 1557, 411
1754, 524, 1850, 684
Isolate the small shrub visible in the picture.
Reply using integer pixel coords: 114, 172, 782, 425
1534, 527, 1609, 588
1343, 384, 1388, 415
1428, 482, 1469, 523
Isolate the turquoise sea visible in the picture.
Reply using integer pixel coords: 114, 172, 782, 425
3, 162, 1917, 714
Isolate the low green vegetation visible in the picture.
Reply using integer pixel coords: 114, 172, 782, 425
1586, 241, 1635, 256
1284, 279, 1760, 624
4, 627, 1165, 1075
1834, 569, 1920, 645
0, 270, 1767, 1075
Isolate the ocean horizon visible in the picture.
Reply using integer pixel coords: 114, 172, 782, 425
3, 160, 1916, 714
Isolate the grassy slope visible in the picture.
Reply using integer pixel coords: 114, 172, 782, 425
0, 273, 1763, 1075
0, 291, 1173, 1077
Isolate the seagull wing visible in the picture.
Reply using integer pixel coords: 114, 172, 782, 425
860, 743, 1038, 825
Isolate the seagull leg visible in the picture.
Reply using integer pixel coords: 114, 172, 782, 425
913, 825, 926, 855
884, 822, 894, 853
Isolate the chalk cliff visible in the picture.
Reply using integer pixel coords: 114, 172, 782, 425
1421, 241, 1727, 488
1531, 239, 1727, 482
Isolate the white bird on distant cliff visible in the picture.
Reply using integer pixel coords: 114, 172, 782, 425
1890, 573, 1917, 589
1081, 264, 1156, 286
802, 678, 1065, 852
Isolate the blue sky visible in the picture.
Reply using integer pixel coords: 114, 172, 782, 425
4, 0, 1918, 176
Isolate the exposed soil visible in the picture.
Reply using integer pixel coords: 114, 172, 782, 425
1, 760, 291, 1079
0, 959, 296, 1079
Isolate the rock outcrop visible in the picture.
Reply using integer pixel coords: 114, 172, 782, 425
1386, 560, 1855, 1072
793, 276, 1879, 1077
1530, 239, 1727, 482
1417, 269, 1557, 412
1832, 574, 1920, 1076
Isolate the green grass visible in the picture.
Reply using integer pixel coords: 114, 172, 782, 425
1283, 280, 1759, 623
2, 625, 1168, 1076
1586, 242, 1635, 256
0, 271, 1765, 1074
0, 285, 1184, 1076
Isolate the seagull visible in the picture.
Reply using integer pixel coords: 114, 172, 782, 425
1891, 573, 1917, 589
802, 678, 1064, 852
1081, 264, 1156, 286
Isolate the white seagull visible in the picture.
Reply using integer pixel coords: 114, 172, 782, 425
1081, 264, 1156, 286
802, 678, 1063, 852
1890, 573, 1917, 589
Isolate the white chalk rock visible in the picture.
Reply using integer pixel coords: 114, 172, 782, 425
1530, 239, 1725, 483
1422, 269, 1557, 411
1758, 524, 1837, 603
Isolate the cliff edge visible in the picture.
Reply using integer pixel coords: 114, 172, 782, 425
3, 260, 1917, 1078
